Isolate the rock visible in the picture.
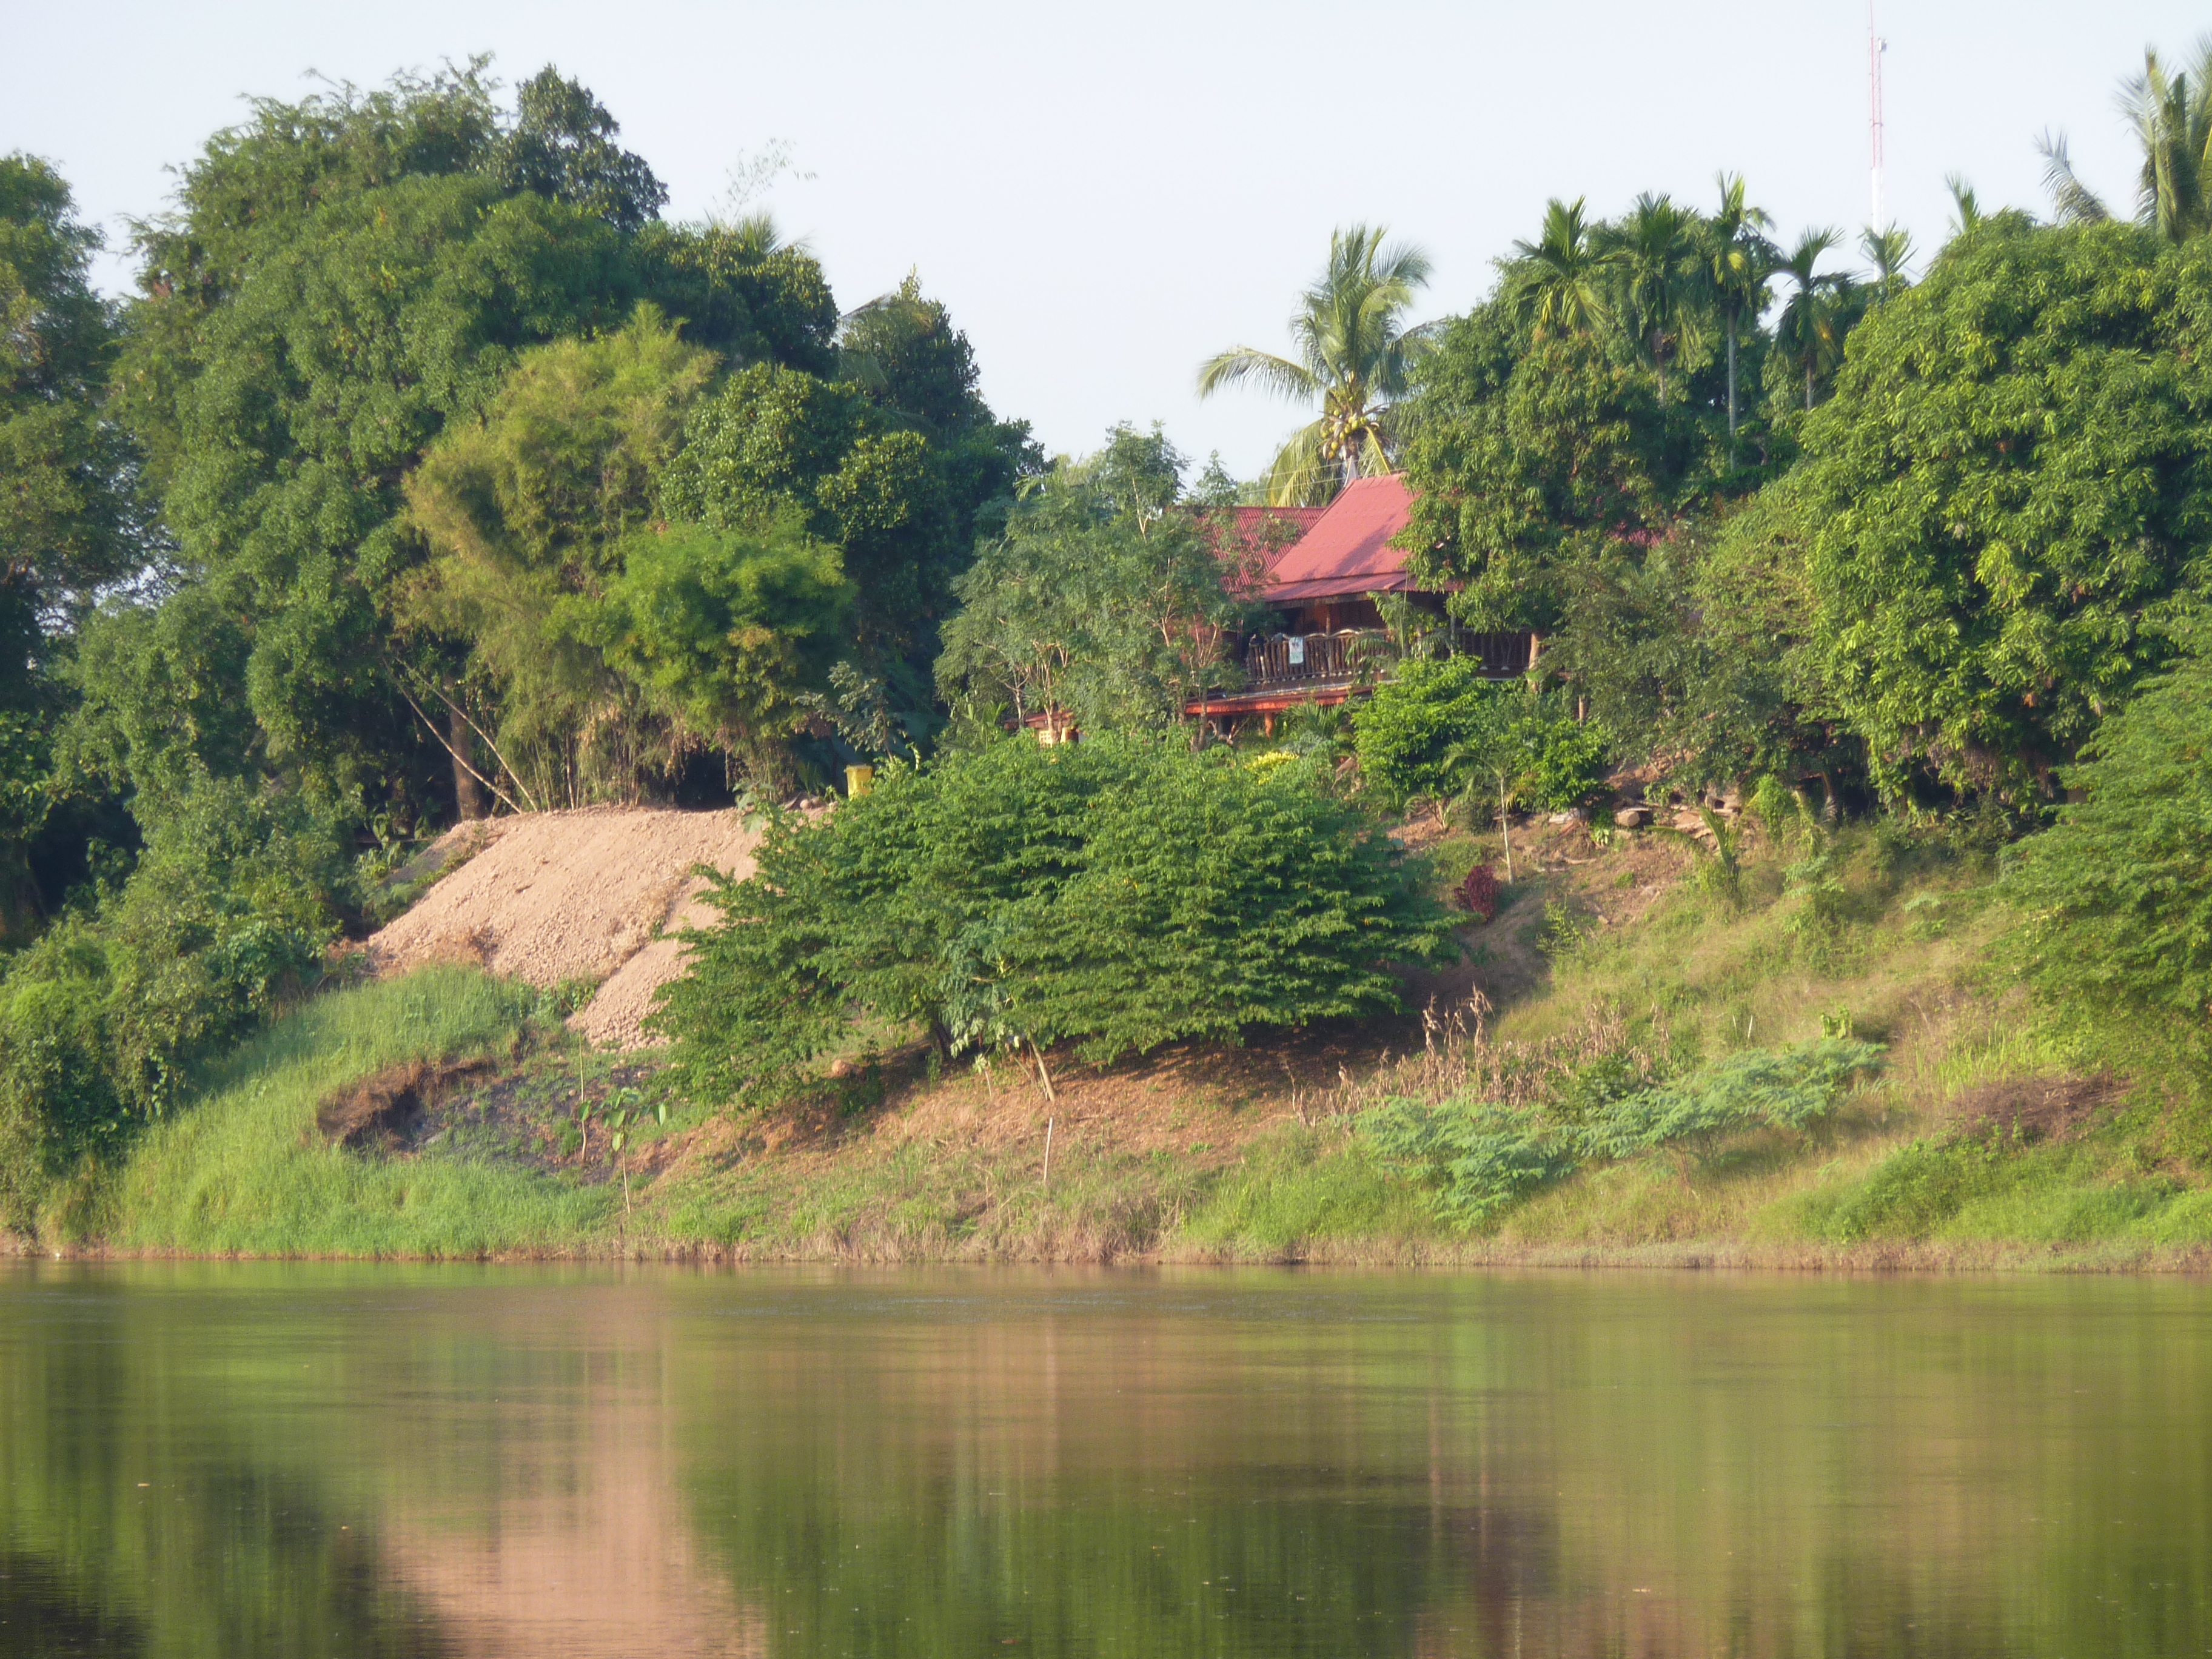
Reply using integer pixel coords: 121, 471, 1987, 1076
1549, 807, 1590, 826
1614, 806, 1652, 829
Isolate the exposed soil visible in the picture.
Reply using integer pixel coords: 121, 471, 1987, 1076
1951, 1074, 2128, 1144
314, 1057, 498, 1150
358, 806, 764, 1050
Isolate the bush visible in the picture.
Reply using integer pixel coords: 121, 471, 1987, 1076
2003, 635, 2212, 1027
1352, 657, 1495, 803
0, 778, 354, 1228
1362, 1038, 1883, 1225
1355, 658, 1609, 811
651, 734, 1455, 1103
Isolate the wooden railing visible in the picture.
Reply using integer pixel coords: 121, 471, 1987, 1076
1241, 628, 1535, 689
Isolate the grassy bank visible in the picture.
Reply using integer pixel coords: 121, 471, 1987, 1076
15, 816, 2210, 1268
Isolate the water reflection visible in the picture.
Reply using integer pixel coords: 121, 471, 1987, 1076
0, 1265, 2205, 1657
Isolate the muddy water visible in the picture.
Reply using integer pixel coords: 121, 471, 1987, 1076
0, 1265, 2206, 1657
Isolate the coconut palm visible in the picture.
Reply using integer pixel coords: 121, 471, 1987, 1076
2040, 38, 2212, 241
1773, 230, 1852, 411
1703, 173, 1774, 451
1860, 225, 1914, 305
1603, 193, 1704, 401
1505, 198, 1616, 340
1198, 225, 1434, 505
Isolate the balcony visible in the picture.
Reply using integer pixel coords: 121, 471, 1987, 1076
1241, 627, 1535, 690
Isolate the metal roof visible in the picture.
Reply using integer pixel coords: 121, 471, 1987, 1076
1262, 474, 1423, 602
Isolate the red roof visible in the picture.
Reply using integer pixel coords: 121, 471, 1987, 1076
1225, 505, 1328, 569
1263, 474, 1422, 601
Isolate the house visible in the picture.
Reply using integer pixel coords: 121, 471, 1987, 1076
1188, 473, 1535, 731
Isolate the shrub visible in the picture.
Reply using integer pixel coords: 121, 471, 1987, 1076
1355, 657, 1609, 811
0, 777, 354, 1228
651, 734, 1455, 1103
2003, 634, 2212, 1027
1353, 656, 1496, 804
1362, 1038, 1883, 1225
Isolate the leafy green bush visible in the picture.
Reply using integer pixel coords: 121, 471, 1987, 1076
2003, 636, 2212, 1027
1355, 658, 1609, 809
1363, 1038, 1883, 1225
0, 778, 354, 1227
651, 734, 1455, 1104
1353, 657, 1495, 803
1358, 1098, 1577, 1222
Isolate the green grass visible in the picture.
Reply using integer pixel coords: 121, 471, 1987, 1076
94, 968, 614, 1257
1168, 1126, 1450, 1259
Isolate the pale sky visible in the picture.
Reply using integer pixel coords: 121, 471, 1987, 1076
5, 1, 2202, 480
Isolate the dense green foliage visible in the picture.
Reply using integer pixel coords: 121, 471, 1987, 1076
2004, 635, 2212, 1025
1352, 656, 1607, 811
0, 780, 354, 1228
653, 736, 1453, 1101
0, 155, 136, 937
936, 425, 1261, 732
1798, 223, 2212, 797
1363, 1039, 1883, 1222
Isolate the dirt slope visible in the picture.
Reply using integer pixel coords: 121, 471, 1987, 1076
362, 806, 761, 1048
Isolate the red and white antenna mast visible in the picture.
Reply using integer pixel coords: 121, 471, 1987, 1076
1868, 5, 1888, 226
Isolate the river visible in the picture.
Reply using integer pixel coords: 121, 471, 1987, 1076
0, 1264, 2205, 1657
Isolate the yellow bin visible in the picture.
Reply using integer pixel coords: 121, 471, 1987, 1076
845, 765, 874, 799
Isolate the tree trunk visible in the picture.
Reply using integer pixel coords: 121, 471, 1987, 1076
1726, 315, 1739, 443
1805, 362, 1815, 412
449, 697, 486, 820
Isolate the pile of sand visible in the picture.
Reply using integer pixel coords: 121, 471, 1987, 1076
361, 806, 763, 1050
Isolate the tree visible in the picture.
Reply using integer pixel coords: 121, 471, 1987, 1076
837, 271, 991, 435
1504, 198, 1615, 340
632, 215, 839, 374
2003, 629, 2212, 1030
1602, 193, 1704, 402
1771, 230, 1854, 411
1197, 226, 1433, 504
0, 156, 139, 934
1396, 302, 1667, 631
1860, 225, 1914, 305
588, 519, 853, 775
2041, 38, 2212, 241
483, 67, 667, 233
1946, 174, 1987, 238
400, 305, 717, 807
103, 67, 649, 821
1703, 173, 1775, 452
1797, 221, 2212, 799
936, 432, 1255, 734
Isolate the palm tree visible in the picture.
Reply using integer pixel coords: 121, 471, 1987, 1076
1773, 230, 1851, 412
1860, 225, 1914, 305
1505, 198, 1615, 340
2040, 38, 2212, 241
1702, 173, 1774, 452
1198, 226, 1433, 505
1945, 173, 1986, 238
1602, 193, 1703, 401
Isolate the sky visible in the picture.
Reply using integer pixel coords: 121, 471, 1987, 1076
5, 0, 2205, 480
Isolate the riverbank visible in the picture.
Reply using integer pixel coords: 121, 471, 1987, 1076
13, 815, 2211, 1269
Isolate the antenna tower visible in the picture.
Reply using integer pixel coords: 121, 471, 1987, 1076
1868, 6, 1888, 226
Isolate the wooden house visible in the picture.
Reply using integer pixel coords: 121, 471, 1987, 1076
1189, 474, 1535, 730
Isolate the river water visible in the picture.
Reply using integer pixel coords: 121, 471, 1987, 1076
0, 1264, 2205, 1657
